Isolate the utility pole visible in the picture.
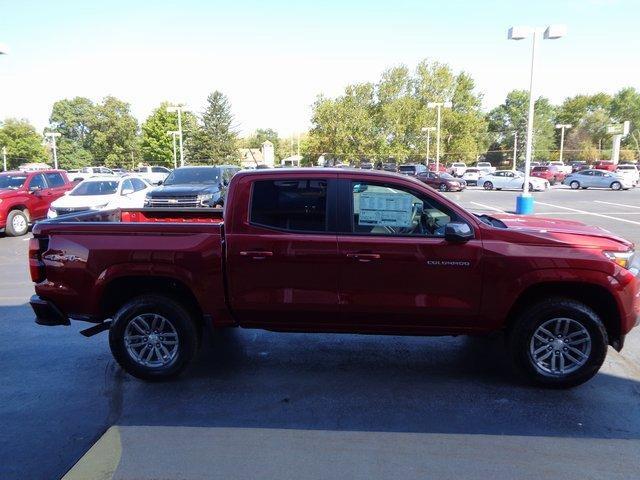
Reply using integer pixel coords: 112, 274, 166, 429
44, 132, 61, 169
421, 127, 435, 165
167, 105, 185, 167
427, 103, 451, 171
512, 131, 518, 170
2, 146, 7, 171
555, 124, 571, 163
167, 131, 179, 169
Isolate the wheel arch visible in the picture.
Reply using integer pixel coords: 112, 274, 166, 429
505, 281, 621, 349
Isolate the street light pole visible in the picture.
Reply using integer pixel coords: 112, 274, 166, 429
44, 132, 61, 169
427, 103, 451, 172
421, 127, 435, 164
555, 124, 572, 163
512, 131, 518, 171
167, 105, 185, 167
167, 131, 179, 169
508, 24, 566, 214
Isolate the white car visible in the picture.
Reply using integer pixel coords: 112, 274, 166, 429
461, 167, 482, 186
479, 170, 549, 192
615, 164, 639, 186
476, 162, 496, 174
135, 166, 172, 185
47, 176, 151, 218
548, 161, 572, 175
448, 162, 467, 177
68, 166, 116, 182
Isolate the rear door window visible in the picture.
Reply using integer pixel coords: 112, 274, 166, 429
44, 172, 65, 187
250, 179, 328, 232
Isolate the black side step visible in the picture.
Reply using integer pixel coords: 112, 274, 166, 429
80, 321, 111, 337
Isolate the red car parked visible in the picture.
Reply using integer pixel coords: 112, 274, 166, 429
29, 169, 639, 388
594, 161, 616, 172
0, 170, 72, 236
530, 166, 565, 185
416, 171, 466, 191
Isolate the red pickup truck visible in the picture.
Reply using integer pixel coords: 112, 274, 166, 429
0, 170, 72, 236
29, 169, 639, 388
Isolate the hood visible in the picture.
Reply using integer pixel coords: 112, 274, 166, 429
52, 193, 115, 209
0, 188, 24, 198
148, 184, 219, 196
492, 214, 633, 250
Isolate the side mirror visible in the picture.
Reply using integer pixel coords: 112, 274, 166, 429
121, 188, 134, 196
157, 180, 163, 185
444, 222, 474, 242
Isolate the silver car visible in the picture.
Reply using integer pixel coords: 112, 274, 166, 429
562, 169, 633, 190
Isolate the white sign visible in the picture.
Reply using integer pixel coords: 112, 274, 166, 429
358, 192, 414, 227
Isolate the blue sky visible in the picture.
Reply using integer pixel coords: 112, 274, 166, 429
1, 0, 638, 135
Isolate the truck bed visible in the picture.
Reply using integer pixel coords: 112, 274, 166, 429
31, 208, 231, 327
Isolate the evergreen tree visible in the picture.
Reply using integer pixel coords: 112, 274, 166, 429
190, 91, 238, 164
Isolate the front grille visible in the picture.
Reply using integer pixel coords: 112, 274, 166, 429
55, 207, 90, 216
146, 196, 200, 208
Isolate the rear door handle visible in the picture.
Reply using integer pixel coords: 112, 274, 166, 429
240, 250, 273, 260
346, 253, 381, 262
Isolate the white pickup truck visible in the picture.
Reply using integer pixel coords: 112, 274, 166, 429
134, 166, 172, 185
548, 161, 572, 175
475, 162, 496, 174
67, 166, 116, 182
448, 162, 467, 177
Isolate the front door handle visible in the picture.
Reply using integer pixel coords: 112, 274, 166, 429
346, 253, 381, 262
240, 250, 273, 260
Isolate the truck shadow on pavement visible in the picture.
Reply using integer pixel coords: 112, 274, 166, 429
116, 327, 640, 440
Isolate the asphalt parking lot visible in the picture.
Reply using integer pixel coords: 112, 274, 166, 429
2, 185, 640, 479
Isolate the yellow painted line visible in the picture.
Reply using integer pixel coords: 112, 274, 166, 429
62, 426, 122, 480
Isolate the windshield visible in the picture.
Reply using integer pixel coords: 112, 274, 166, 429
477, 162, 490, 167
440, 173, 455, 180
71, 180, 119, 196
532, 167, 548, 172
398, 166, 416, 172
164, 167, 220, 185
0, 175, 28, 190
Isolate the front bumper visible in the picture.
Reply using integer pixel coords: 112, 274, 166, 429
30, 295, 70, 326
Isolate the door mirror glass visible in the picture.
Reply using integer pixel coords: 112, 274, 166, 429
444, 222, 474, 242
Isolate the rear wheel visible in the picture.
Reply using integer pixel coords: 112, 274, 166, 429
611, 181, 622, 191
508, 298, 607, 388
569, 181, 580, 190
483, 181, 494, 190
5, 210, 29, 237
438, 183, 448, 192
109, 295, 199, 381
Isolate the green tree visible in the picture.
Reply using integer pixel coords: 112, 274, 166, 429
56, 139, 93, 170
610, 87, 640, 158
190, 91, 238, 164
90, 96, 139, 168
49, 97, 96, 151
488, 90, 556, 164
140, 102, 179, 167
0, 118, 48, 169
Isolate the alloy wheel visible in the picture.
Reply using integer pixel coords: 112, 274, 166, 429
529, 318, 591, 376
124, 314, 179, 368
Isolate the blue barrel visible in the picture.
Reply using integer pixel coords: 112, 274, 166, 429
515, 195, 534, 215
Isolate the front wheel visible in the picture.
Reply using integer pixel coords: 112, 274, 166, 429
611, 181, 622, 191
570, 181, 580, 190
5, 210, 29, 237
508, 298, 608, 388
109, 295, 199, 381
483, 181, 494, 190
438, 183, 448, 192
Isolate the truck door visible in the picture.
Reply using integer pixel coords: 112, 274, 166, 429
336, 177, 483, 330
26, 173, 50, 220
225, 174, 340, 327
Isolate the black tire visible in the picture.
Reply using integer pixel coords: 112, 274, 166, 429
483, 181, 494, 190
610, 181, 622, 191
5, 210, 29, 237
508, 297, 608, 388
569, 181, 580, 190
109, 295, 199, 381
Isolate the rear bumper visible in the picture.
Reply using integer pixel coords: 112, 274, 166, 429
30, 295, 70, 326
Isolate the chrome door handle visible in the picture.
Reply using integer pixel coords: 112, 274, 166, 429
240, 250, 273, 260
346, 253, 381, 262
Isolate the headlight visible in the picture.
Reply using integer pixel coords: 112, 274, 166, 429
197, 193, 214, 205
603, 250, 635, 270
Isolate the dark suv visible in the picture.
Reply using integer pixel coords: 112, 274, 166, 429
144, 165, 240, 208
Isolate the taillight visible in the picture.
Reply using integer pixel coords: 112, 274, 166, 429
29, 237, 46, 283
